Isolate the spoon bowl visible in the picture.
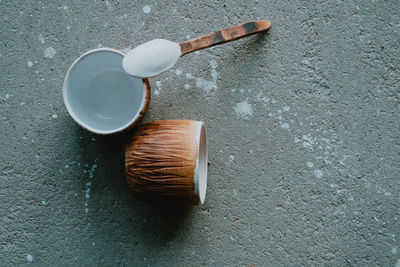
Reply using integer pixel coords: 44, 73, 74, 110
122, 39, 181, 78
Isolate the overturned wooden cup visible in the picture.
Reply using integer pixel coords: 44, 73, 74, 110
125, 120, 207, 205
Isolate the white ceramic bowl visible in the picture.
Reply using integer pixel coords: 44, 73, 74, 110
63, 48, 150, 134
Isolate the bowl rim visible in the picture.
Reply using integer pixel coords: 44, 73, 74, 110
62, 47, 150, 135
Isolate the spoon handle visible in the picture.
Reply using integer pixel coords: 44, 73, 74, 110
179, 20, 271, 56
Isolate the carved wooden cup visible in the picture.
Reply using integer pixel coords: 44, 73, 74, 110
125, 120, 207, 206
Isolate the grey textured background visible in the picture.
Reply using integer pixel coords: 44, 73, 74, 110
1, 0, 399, 266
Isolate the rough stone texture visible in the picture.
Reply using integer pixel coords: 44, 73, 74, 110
1, 0, 399, 266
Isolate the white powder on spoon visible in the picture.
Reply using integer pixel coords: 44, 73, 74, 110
122, 39, 181, 78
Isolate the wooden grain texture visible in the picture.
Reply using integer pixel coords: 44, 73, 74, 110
118, 78, 151, 134
125, 120, 200, 205
179, 20, 271, 55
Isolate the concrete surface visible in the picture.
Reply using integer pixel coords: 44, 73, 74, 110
1, 0, 399, 266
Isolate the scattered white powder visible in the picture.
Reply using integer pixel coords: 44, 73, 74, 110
392, 247, 398, 254
314, 170, 324, 178
63, 5, 68, 10
307, 162, 314, 168
229, 155, 235, 162
52, 113, 58, 119
84, 163, 97, 214
66, 25, 71, 31
89, 164, 97, 179
27, 61, 33, 67
38, 34, 45, 44
280, 123, 290, 129
154, 81, 162, 95
184, 83, 191, 90
143, 5, 152, 13
44, 47, 56, 58
302, 134, 315, 149
255, 92, 270, 107
184, 60, 218, 93
105, 1, 112, 10
175, 68, 182, 76
195, 78, 216, 93
27, 254, 33, 262
234, 99, 253, 119
283, 106, 290, 112
210, 59, 218, 81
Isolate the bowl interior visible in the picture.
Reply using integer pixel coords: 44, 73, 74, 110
64, 49, 146, 134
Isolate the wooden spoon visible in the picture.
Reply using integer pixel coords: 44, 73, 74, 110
123, 20, 271, 78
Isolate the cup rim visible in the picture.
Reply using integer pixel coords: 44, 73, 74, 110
193, 121, 208, 204
62, 47, 150, 135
